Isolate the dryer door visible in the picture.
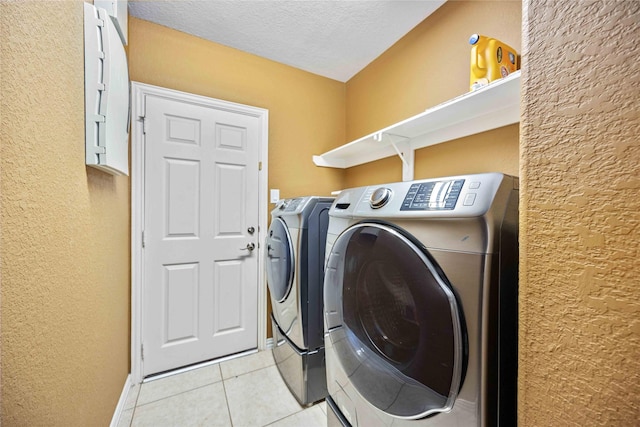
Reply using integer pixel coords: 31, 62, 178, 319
266, 218, 294, 303
324, 222, 465, 419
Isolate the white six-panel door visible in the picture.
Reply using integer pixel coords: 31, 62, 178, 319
142, 93, 261, 377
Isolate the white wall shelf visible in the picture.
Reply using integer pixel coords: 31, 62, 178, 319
313, 70, 521, 181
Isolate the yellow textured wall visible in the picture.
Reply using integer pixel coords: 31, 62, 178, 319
344, 0, 522, 187
127, 17, 345, 200
1, 1, 130, 425
519, 0, 640, 424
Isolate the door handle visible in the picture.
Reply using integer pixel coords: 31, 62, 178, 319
241, 242, 256, 252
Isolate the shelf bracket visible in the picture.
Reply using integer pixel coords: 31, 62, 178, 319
374, 132, 414, 181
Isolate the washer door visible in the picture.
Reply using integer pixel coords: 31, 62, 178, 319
324, 222, 465, 419
266, 218, 294, 303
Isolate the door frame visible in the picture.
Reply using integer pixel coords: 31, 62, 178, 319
130, 82, 269, 384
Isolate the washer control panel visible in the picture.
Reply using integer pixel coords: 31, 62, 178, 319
400, 179, 465, 211
333, 173, 513, 219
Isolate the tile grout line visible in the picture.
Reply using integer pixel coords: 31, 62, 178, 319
134, 364, 224, 409
142, 349, 260, 383
134, 380, 223, 408
220, 374, 235, 427
260, 402, 325, 427
131, 354, 282, 425
124, 385, 141, 427
128, 406, 136, 427
223, 362, 306, 427
260, 408, 303, 427
222, 363, 279, 426
220, 361, 277, 383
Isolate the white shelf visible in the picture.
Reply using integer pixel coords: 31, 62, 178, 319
313, 70, 521, 180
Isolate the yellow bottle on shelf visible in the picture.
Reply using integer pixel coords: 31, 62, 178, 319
469, 34, 518, 91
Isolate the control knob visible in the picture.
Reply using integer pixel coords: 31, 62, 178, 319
370, 187, 392, 209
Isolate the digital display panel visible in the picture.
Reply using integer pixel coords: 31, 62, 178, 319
400, 180, 464, 211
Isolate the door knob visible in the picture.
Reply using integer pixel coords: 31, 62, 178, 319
242, 242, 256, 252
247, 226, 255, 235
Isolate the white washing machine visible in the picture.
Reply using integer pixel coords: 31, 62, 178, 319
323, 173, 518, 426
266, 196, 334, 406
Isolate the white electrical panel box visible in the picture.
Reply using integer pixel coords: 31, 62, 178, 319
94, 0, 128, 45
84, 2, 130, 176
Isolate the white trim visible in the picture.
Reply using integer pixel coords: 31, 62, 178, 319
110, 374, 132, 427
130, 82, 269, 384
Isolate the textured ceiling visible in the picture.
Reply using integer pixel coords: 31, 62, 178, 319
128, 0, 447, 82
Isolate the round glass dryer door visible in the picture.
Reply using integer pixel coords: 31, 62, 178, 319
266, 218, 294, 302
325, 222, 465, 419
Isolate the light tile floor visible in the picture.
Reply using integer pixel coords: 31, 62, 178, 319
118, 350, 328, 427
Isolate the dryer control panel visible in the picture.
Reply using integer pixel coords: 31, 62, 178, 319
279, 198, 305, 212
400, 179, 465, 211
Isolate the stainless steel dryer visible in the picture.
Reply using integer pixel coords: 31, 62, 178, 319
266, 196, 334, 406
323, 173, 518, 426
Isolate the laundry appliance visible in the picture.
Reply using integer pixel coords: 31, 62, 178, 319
266, 196, 334, 405
323, 173, 518, 426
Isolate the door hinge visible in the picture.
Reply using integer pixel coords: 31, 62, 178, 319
258, 161, 262, 171
140, 116, 146, 134
141, 344, 144, 361
142, 231, 145, 248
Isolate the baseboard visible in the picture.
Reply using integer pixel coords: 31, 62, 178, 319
266, 337, 274, 349
110, 374, 132, 427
